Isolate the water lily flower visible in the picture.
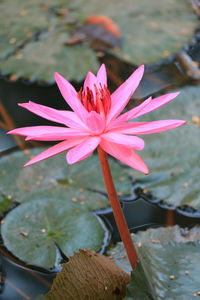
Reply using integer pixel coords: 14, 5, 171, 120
8, 65, 186, 270
8, 65, 186, 173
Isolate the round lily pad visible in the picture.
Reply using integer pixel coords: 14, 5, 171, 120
107, 226, 200, 299
1, 198, 105, 268
0, 148, 132, 212
126, 85, 200, 211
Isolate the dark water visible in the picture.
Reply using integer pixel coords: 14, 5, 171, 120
0, 254, 55, 300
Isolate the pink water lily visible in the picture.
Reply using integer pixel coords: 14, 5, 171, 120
8, 64, 186, 173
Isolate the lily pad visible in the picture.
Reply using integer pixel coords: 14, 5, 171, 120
107, 226, 200, 299
0, 0, 198, 83
0, 29, 98, 83
0, 0, 58, 60
0, 0, 98, 82
127, 85, 200, 211
72, 0, 198, 64
0, 148, 132, 212
1, 198, 105, 268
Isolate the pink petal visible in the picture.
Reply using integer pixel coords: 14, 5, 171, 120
125, 92, 180, 121
110, 97, 152, 128
113, 120, 186, 135
24, 138, 86, 166
67, 136, 100, 164
55, 72, 88, 121
97, 64, 107, 87
8, 126, 89, 141
100, 140, 148, 174
86, 111, 105, 134
83, 71, 97, 96
101, 132, 144, 150
107, 65, 144, 124
18, 101, 85, 129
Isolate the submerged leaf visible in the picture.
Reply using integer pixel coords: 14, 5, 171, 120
46, 249, 130, 300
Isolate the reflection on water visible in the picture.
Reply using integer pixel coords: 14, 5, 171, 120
0, 253, 55, 300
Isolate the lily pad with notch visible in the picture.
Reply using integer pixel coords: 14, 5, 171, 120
1, 198, 106, 268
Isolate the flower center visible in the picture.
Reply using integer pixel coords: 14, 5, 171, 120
78, 84, 111, 118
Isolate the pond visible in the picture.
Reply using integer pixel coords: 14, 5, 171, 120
0, 0, 200, 299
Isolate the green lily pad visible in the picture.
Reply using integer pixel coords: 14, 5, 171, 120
0, 0, 65, 60
0, 29, 98, 83
72, 0, 198, 64
126, 261, 154, 300
107, 226, 200, 299
0, 148, 132, 212
126, 85, 200, 210
0, 192, 13, 216
1, 198, 105, 268
0, 0, 198, 83
0, 0, 98, 82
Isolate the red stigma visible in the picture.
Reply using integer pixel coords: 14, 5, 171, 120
78, 85, 111, 117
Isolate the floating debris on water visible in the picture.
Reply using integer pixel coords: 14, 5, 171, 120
20, 232, 28, 237
185, 270, 190, 275
192, 116, 200, 127
152, 240, 160, 244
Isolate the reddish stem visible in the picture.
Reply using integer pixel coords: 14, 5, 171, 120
0, 100, 26, 150
97, 146, 139, 270
166, 210, 174, 226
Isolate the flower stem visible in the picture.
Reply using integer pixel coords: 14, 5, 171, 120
97, 146, 139, 270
